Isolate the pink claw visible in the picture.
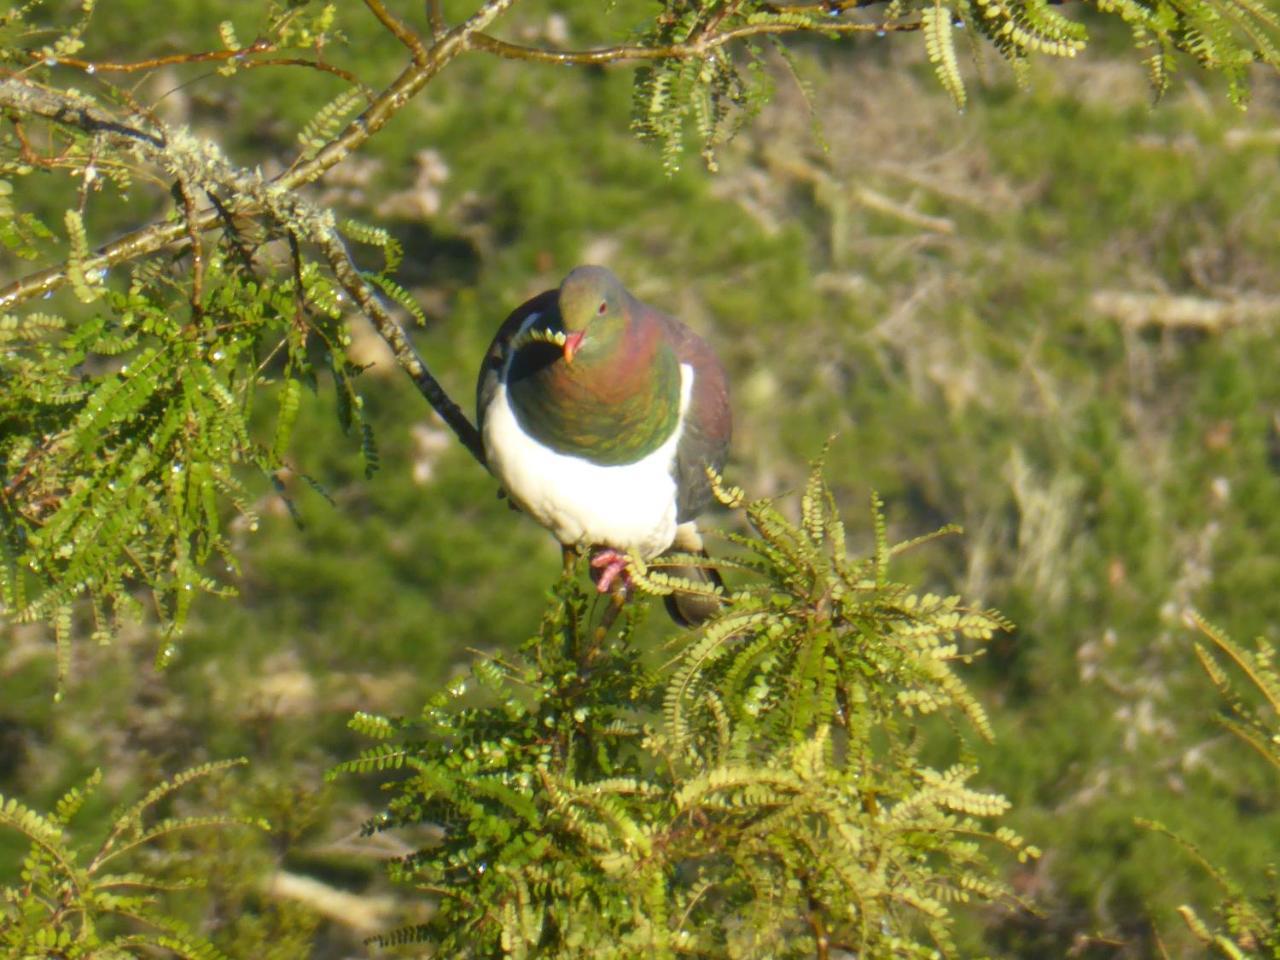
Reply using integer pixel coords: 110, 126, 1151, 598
589, 548, 630, 594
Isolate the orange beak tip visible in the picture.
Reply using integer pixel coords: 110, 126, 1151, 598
564, 331, 585, 365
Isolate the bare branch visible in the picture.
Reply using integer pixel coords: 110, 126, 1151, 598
0, 79, 164, 149
34, 41, 272, 73
314, 230, 487, 466
469, 18, 920, 66
230, 57, 365, 87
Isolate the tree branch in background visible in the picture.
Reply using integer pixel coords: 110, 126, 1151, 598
470, 17, 920, 66
0, 0, 519, 314
0, 72, 487, 466
0, 0, 521, 466
0, 0, 920, 477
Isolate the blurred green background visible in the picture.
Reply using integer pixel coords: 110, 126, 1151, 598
3, 2, 1279, 956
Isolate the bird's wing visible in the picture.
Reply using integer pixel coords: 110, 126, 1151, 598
476, 288, 559, 431
657, 312, 732, 523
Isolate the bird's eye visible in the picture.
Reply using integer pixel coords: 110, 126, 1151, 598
597, 300, 607, 316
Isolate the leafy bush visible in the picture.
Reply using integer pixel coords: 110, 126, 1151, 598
1141, 614, 1280, 959
0, 759, 265, 959
336, 465, 1037, 957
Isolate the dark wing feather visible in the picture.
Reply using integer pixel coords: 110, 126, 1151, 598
476, 288, 559, 432
654, 311, 732, 523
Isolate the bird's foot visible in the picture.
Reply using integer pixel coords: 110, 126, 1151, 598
589, 548, 632, 594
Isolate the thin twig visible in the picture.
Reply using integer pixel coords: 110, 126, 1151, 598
33, 40, 272, 73
469, 18, 921, 65
9, 117, 48, 168
427, 0, 446, 40
362, 0, 429, 63
36, 43, 365, 90
689, 0, 745, 44
238, 58, 365, 87
807, 896, 831, 960
313, 228, 487, 465
177, 177, 205, 316
768, 0, 887, 11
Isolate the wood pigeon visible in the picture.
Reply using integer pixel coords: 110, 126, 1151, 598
477, 265, 732, 625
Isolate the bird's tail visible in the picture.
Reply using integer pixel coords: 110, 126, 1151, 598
660, 523, 726, 627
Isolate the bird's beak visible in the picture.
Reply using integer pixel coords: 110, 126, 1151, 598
563, 330, 585, 365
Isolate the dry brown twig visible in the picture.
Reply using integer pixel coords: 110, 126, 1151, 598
30, 40, 364, 86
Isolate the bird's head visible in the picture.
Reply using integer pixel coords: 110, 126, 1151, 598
557, 265, 627, 365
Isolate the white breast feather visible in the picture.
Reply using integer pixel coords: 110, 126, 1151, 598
484, 313, 694, 558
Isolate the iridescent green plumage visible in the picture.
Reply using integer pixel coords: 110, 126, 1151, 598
477, 265, 732, 625
504, 268, 683, 466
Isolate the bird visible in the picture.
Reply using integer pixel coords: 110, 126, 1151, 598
476, 265, 732, 625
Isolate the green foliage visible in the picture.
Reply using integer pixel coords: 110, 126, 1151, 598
924, 2, 968, 109
0, 244, 378, 678
1191, 613, 1280, 780
628, 0, 1276, 166
0, 181, 54, 261
337, 465, 1033, 957
1095, 0, 1280, 104
0, 0, 97, 64
0, 759, 265, 960
0, 0, 379, 676
3, 0, 1280, 956
296, 87, 366, 159
63, 210, 103, 305
1141, 614, 1280, 959
0, 0, 1275, 678
631, 7, 772, 172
